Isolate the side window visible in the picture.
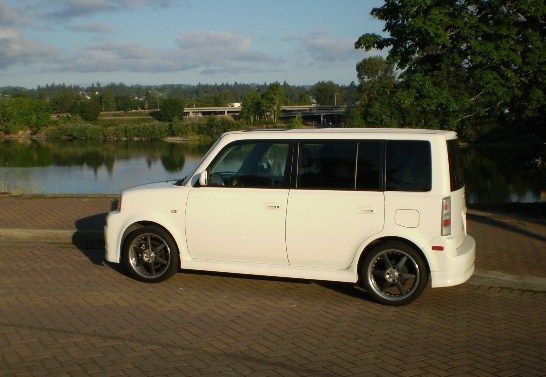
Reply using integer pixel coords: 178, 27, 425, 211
386, 140, 431, 192
208, 141, 292, 188
297, 141, 357, 190
356, 141, 382, 191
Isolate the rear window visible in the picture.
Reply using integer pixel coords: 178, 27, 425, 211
447, 139, 464, 191
386, 140, 431, 192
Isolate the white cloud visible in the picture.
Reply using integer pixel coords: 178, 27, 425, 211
0, 1, 57, 69
66, 22, 115, 34
175, 31, 282, 74
286, 31, 361, 66
41, 0, 179, 19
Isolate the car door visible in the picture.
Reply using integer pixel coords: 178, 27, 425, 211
185, 140, 293, 265
286, 140, 385, 269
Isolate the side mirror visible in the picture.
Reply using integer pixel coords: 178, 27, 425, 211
198, 171, 208, 186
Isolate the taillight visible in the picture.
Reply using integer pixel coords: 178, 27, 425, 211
441, 196, 451, 236
117, 196, 122, 212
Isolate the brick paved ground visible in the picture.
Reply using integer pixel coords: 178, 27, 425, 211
0, 196, 544, 278
0, 241, 545, 376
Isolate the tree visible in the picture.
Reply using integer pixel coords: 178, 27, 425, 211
159, 98, 185, 122
355, 0, 545, 138
52, 89, 79, 113
0, 98, 51, 134
312, 81, 341, 106
101, 89, 116, 111
342, 108, 364, 128
296, 92, 311, 105
77, 98, 102, 121
261, 83, 284, 123
288, 115, 303, 129
240, 91, 265, 124
355, 56, 400, 127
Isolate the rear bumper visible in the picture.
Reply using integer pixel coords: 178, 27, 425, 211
430, 235, 475, 288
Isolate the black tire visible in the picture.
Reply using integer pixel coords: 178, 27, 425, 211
360, 241, 428, 306
123, 225, 179, 283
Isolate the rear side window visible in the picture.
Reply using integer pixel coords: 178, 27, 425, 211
447, 139, 464, 191
297, 141, 357, 189
386, 140, 431, 192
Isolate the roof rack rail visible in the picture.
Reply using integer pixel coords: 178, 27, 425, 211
242, 128, 287, 132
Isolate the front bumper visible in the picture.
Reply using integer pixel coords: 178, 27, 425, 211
104, 210, 123, 263
430, 235, 475, 288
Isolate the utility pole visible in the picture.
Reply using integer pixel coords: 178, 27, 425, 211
334, 93, 337, 106
155, 91, 160, 111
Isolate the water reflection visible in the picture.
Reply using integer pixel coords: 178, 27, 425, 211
461, 145, 544, 203
0, 139, 543, 203
0, 140, 210, 194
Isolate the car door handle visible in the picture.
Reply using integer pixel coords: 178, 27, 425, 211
262, 203, 280, 210
357, 207, 374, 214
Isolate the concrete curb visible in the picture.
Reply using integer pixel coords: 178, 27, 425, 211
1, 227, 545, 292
0, 228, 103, 247
469, 268, 546, 292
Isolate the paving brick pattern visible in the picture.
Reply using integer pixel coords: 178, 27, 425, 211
0, 241, 545, 376
0, 196, 544, 278
0, 196, 116, 230
468, 211, 546, 277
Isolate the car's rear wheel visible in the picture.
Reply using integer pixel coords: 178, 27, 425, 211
123, 225, 179, 283
361, 241, 428, 306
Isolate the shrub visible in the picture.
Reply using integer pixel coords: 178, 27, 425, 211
288, 115, 303, 129
46, 124, 104, 141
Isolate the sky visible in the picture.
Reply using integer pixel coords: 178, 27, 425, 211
0, 0, 385, 88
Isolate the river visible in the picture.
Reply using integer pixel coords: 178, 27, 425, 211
0, 139, 543, 204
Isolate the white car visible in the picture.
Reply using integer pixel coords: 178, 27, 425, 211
105, 128, 475, 305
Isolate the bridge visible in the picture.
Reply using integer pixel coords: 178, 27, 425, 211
183, 104, 353, 124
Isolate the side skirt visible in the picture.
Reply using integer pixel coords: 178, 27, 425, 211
180, 259, 358, 283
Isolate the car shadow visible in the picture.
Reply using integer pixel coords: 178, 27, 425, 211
315, 281, 372, 301
71, 198, 119, 269
468, 212, 546, 242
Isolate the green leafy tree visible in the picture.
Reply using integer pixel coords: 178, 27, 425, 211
312, 81, 341, 106
52, 89, 79, 113
296, 92, 311, 105
342, 108, 365, 128
288, 115, 304, 129
355, 0, 545, 138
0, 98, 51, 134
241, 91, 265, 124
261, 83, 285, 123
159, 98, 186, 122
356, 56, 400, 127
77, 98, 102, 121
101, 89, 116, 111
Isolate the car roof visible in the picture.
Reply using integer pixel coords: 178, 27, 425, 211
224, 127, 457, 139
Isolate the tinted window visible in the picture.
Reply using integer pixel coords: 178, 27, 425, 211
356, 141, 382, 191
386, 140, 431, 192
297, 142, 357, 190
447, 139, 464, 191
208, 141, 292, 188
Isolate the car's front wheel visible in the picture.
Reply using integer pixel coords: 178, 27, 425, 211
361, 241, 428, 306
123, 225, 179, 283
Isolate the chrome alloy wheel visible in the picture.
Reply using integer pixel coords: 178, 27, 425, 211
366, 249, 420, 302
128, 233, 171, 279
